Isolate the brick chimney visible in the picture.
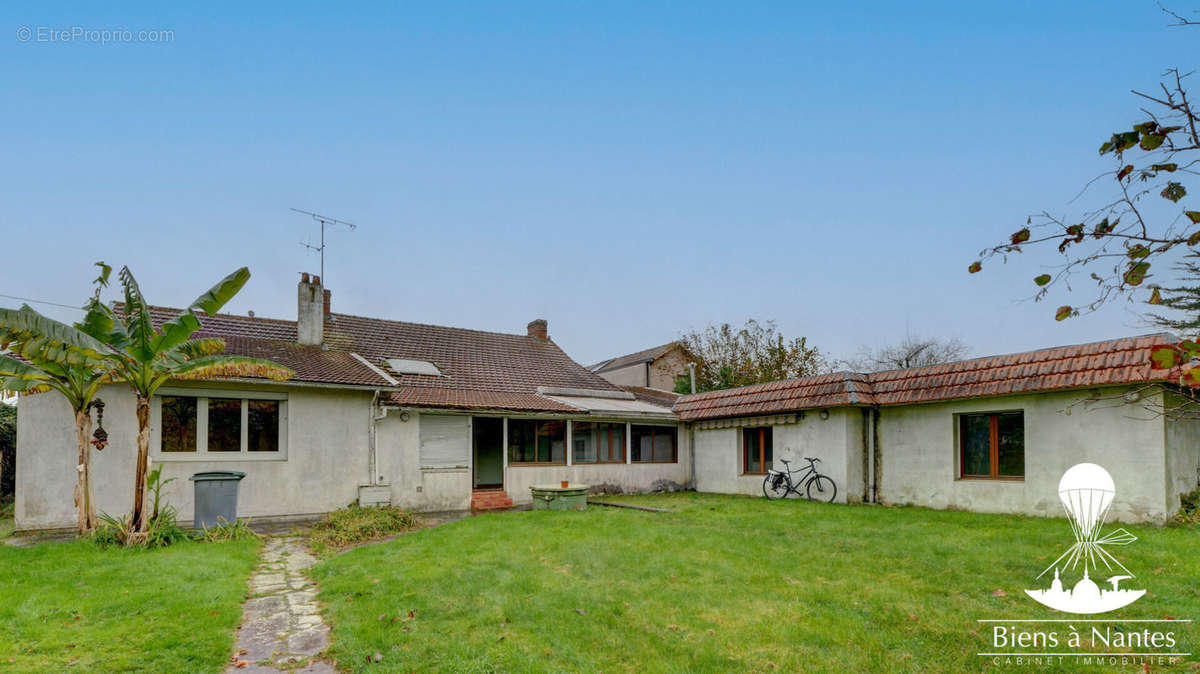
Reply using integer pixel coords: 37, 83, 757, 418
298, 273, 324, 346
527, 318, 548, 341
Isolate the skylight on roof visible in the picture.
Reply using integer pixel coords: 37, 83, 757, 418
384, 358, 442, 376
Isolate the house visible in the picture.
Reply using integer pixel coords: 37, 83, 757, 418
589, 342, 690, 391
13, 275, 688, 530
677, 334, 1200, 523
12, 275, 1197, 529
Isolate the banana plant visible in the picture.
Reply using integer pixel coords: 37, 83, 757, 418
78, 265, 293, 537
0, 299, 121, 534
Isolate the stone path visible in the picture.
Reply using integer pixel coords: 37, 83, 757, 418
227, 536, 333, 672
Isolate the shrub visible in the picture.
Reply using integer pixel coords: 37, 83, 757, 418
1173, 485, 1200, 525
93, 507, 189, 549
196, 517, 260, 542
310, 505, 419, 554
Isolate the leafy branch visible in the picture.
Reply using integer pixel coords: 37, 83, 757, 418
970, 68, 1200, 322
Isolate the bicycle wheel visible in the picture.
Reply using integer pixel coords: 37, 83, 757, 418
763, 473, 789, 500
805, 475, 837, 503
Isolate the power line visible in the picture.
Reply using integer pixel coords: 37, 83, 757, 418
0, 293, 84, 311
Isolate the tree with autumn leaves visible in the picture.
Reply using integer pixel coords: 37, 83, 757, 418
971, 7, 1200, 388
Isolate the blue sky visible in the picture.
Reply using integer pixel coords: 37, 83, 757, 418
1, 2, 1195, 365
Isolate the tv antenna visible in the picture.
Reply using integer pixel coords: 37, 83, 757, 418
292, 208, 357, 287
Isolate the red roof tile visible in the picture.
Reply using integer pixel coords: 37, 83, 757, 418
119, 304, 626, 412
675, 372, 875, 420
675, 334, 1178, 421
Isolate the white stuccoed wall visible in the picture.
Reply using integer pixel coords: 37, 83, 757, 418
692, 408, 863, 503
504, 427, 692, 505
1163, 392, 1200, 517
16, 383, 373, 530
877, 387, 1172, 523
376, 410, 472, 512
377, 412, 691, 508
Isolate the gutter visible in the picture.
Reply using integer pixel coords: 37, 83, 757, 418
167, 377, 401, 393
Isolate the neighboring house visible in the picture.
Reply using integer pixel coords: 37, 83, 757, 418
589, 343, 689, 391
14, 275, 687, 530
677, 334, 1199, 524
13, 278, 1197, 529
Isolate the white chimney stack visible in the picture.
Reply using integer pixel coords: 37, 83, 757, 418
298, 272, 324, 346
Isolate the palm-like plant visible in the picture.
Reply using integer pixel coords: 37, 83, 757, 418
78, 266, 292, 536
0, 299, 120, 534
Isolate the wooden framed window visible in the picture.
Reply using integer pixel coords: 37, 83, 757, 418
571, 421, 624, 463
743, 426, 772, 474
508, 419, 566, 464
631, 425, 677, 463
152, 389, 286, 460
959, 412, 1024, 479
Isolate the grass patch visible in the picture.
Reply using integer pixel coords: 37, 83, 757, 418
309, 505, 419, 555
0, 537, 260, 671
313, 493, 1200, 672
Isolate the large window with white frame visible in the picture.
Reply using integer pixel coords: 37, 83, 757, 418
153, 389, 287, 459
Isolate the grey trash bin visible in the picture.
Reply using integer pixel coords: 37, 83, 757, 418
189, 471, 246, 528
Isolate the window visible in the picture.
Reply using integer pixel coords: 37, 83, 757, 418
508, 419, 566, 464
631, 425, 677, 463
161, 397, 197, 453
572, 421, 624, 463
208, 398, 241, 452
154, 391, 286, 458
743, 427, 773, 474
959, 412, 1024, 479
247, 400, 280, 453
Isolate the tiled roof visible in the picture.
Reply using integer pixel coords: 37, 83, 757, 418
589, 342, 679, 373
620, 385, 683, 409
868, 333, 1173, 405
218, 336, 389, 387
675, 372, 875, 420
387, 388, 582, 413
120, 304, 626, 412
674, 334, 1178, 421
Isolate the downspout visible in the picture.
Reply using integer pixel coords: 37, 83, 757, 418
368, 390, 391, 486
871, 407, 881, 503
368, 390, 380, 486
861, 408, 871, 503
688, 422, 696, 490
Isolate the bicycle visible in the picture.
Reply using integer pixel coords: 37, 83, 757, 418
763, 457, 837, 503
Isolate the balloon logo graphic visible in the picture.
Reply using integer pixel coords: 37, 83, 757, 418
1025, 463, 1145, 614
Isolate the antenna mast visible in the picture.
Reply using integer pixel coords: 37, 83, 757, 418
292, 208, 357, 287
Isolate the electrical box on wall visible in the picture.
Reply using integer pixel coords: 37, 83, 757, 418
357, 484, 392, 508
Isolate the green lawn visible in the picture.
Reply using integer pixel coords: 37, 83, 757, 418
0, 538, 260, 672
313, 493, 1200, 672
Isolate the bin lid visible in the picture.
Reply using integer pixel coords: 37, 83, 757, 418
189, 471, 247, 481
